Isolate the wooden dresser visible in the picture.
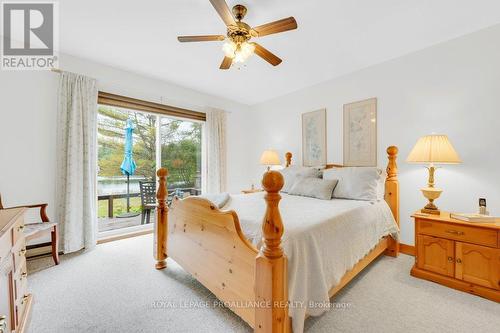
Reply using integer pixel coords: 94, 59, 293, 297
0, 208, 32, 333
411, 211, 500, 302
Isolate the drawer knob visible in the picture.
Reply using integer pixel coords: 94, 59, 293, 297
19, 248, 27, 256
21, 272, 27, 279
17, 225, 25, 231
21, 294, 29, 305
445, 229, 464, 236
447, 256, 454, 262
456, 258, 462, 264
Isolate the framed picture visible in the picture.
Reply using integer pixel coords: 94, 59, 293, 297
302, 109, 327, 166
343, 98, 377, 166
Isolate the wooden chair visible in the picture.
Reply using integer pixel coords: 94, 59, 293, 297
139, 181, 156, 224
0, 194, 59, 265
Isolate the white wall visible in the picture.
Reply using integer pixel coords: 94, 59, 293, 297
0, 54, 251, 224
2, 25, 500, 246
249, 25, 500, 245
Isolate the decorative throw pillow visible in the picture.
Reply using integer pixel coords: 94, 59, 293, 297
322, 167, 382, 201
279, 166, 321, 193
288, 178, 338, 200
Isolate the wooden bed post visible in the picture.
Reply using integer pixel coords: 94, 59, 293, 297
385, 146, 400, 257
255, 170, 289, 333
285, 152, 292, 167
154, 168, 169, 270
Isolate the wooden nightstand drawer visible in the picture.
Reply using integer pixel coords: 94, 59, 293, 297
416, 219, 498, 248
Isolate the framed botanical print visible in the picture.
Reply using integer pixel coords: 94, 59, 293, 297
302, 109, 327, 166
343, 98, 377, 166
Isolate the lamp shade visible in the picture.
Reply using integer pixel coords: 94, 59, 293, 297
406, 135, 461, 164
260, 150, 281, 166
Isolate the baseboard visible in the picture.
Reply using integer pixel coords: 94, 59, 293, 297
399, 243, 415, 256
97, 228, 153, 244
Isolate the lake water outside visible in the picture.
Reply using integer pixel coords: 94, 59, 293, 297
98, 176, 148, 196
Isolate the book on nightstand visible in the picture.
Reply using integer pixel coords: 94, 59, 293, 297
450, 213, 498, 223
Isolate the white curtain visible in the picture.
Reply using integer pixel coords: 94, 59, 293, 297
204, 108, 227, 193
55, 72, 98, 253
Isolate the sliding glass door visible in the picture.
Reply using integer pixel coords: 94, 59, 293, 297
97, 105, 203, 234
160, 117, 202, 197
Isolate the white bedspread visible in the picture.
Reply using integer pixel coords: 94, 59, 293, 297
222, 192, 399, 333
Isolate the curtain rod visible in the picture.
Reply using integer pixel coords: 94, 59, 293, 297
49, 67, 233, 114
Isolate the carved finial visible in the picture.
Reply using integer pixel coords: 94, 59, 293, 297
386, 146, 398, 181
261, 171, 285, 259
262, 170, 284, 193
387, 146, 398, 157
285, 152, 292, 167
157, 168, 169, 178
156, 168, 169, 207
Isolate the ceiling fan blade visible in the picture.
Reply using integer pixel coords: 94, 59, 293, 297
209, 0, 236, 27
252, 43, 282, 66
177, 35, 225, 42
252, 17, 297, 37
220, 56, 233, 70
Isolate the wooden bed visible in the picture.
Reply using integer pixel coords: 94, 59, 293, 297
153, 146, 400, 333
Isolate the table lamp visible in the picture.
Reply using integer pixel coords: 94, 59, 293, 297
260, 150, 281, 171
407, 134, 461, 215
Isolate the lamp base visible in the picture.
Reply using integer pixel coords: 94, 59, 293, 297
421, 208, 441, 215
420, 187, 442, 215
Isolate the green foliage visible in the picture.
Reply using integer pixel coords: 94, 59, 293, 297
97, 106, 202, 188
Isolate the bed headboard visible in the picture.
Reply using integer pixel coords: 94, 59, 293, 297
284, 146, 400, 226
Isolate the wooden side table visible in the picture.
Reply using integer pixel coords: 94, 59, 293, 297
241, 189, 264, 194
411, 211, 500, 302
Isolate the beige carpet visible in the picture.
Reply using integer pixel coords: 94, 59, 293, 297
27, 234, 499, 333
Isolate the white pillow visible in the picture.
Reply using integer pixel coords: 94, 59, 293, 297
322, 167, 382, 201
288, 178, 338, 200
279, 166, 321, 193
377, 171, 387, 200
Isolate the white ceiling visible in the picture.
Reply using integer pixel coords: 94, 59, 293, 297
59, 0, 500, 105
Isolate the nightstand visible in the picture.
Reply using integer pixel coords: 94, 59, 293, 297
411, 211, 500, 302
241, 189, 263, 194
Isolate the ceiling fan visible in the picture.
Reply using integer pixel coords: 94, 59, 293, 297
177, 0, 298, 70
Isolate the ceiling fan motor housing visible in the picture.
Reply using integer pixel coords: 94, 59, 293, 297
227, 21, 252, 44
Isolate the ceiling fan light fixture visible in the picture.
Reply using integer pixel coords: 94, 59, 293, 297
240, 42, 255, 58
179, 1, 297, 69
223, 40, 255, 63
222, 39, 237, 58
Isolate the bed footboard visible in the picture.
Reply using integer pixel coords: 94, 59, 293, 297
154, 169, 289, 332
154, 146, 399, 333
154, 168, 260, 326
170, 196, 259, 325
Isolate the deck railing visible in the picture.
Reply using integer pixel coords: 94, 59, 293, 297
98, 187, 202, 218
